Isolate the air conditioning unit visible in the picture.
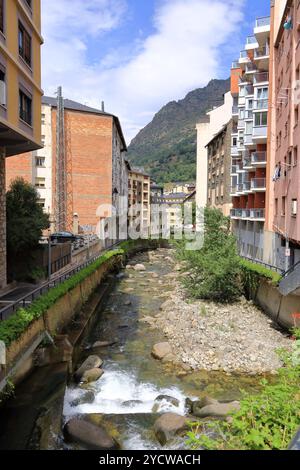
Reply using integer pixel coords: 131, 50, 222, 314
0, 80, 6, 107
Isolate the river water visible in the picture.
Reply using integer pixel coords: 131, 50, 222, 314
63, 248, 264, 450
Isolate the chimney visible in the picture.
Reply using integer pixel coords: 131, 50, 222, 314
101, 101, 105, 112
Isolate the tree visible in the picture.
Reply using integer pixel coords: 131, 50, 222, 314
6, 178, 50, 280
180, 207, 242, 303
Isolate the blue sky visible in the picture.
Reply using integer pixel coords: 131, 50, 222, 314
42, 0, 271, 142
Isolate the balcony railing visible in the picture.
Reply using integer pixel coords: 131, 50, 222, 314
244, 110, 253, 119
232, 60, 240, 69
231, 146, 239, 155
254, 46, 270, 58
251, 151, 267, 164
246, 36, 257, 44
230, 208, 265, 219
253, 98, 268, 109
254, 72, 269, 84
255, 16, 270, 28
245, 85, 254, 96
244, 134, 254, 145
252, 126, 267, 138
245, 63, 257, 73
251, 178, 266, 190
240, 50, 248, 58
232, 106, 239, 115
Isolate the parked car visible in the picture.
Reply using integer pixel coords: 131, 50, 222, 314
50, 232, 77, 244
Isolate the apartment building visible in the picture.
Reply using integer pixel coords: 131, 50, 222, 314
264, 0, 300, 270
196, 92, 233, 209
128, 169, 151, 236
230, 15, 271, 261
206, 120, 233, 217
6, 95, 128, 239
0, 0, 43, 289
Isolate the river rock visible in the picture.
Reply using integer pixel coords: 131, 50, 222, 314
155, 395, 180, 407
81, 368, 104, 384
122, 400, 143, 407
74, 355, 103, 382
134, 264, 146, 271
71, 390, 95, 407
124, 300, 132, 306
162, 353, 177, 364
151, 342, 172, 360
64, 418, 119, 450
193, 401, 240, 418
152, 273, 159, 278
153, 413, 187, 446
192, 396, 218, 414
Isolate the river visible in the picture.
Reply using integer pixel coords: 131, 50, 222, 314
62, 248, 264, 450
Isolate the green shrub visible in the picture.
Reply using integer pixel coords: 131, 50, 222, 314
187, 332, 300, 450
0, 249, 124, 347
176, 208, 243, 303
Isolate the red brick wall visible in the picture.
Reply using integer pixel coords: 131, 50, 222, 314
5, 152, 33, 190
52, 110, 113, 231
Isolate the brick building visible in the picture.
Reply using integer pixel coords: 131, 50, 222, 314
6, 96, 128, 240
206, 120, 233, 216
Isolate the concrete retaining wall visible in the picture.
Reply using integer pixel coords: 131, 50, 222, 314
255, 279, 300, 329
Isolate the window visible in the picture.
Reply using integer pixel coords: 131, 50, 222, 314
294, 146, 298, 166
292, 199, 297, 217
0, 0, 4, 34
41, 135, 45, 144
255, 112, 268, 127
19, 89, 32, 125
282, 197, 286, 216
0, 68, 6, 107
24, 0, 32, 7
18, 22, 31, 66
295, 105, 299, 127
37, 198, 45, 209
35, 177, 46, 188
275, 198, 278, 216
36, 157, 45, 167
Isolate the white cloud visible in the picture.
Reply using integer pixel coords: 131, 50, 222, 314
42, 0, 245, 142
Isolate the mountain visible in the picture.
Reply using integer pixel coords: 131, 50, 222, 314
127, 78, 230, 184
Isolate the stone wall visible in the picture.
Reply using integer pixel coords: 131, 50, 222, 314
0, 150, 6, 290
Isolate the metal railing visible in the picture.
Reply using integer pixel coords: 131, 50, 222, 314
232, 106, 239, 115
232, 60, 240, 69
245, 63, 257, 73
240, 255, 284, 275
231, 208, 265, 220
246, 36, 257, 44
240, 50, 249, 59
282, 259, 300, 278
0, 242, 121, 321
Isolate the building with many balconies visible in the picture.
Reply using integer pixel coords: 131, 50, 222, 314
230, 15, 270, 261
0, 0, 43, 290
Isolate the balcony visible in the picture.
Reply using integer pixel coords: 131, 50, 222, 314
251, 178, 266, 191
254, 16, 271, 40
253, 72, 269, 84
232, 106, 239, 116
253, 98, 268, 110
243, 156, 254, 170
239, 50, 250, 64
244, 134, 254, 146
245, 36, 259, 50
254, 46, 270, 60
252, 125, 267, 142
230, 208, 265, 220
231, 146, 239, 157
245, 62, 258, 74
245, 85, 254, 96
251, 151, 267, 166
232, 60, 240, 69
255, 16, 270, 28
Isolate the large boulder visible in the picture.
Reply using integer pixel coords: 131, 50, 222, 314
154, 395, 180, 408
154, 413, 187, 446
151, 343, 172, 360
193, 401, 240, 418
81, 368, 104, 384
70, 390, 95, 407
64, 419, 119, 450
192, 396, 218, 415
92, 340, 117, 348
74, 355, 103, 382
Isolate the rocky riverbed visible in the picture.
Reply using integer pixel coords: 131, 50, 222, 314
139, 248, 291, 374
